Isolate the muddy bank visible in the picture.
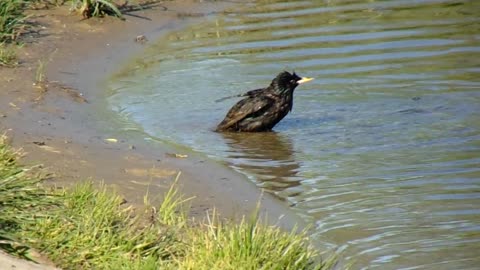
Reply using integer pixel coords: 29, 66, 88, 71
0, 1, 301, 230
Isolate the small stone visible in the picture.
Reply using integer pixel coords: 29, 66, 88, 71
134, 35, 148, 44
32, 141, 46, 146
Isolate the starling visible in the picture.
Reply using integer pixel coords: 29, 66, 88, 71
216, 71, 313, 132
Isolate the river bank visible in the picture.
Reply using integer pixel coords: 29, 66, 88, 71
0, 1, 308, 240
1, 0, 301, 224
0, 0, 312, 268
0, 134, 334, 269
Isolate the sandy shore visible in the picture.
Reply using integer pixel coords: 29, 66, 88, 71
1, 0, 301, 234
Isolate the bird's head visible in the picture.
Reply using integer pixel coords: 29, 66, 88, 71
272, 71, 314, 94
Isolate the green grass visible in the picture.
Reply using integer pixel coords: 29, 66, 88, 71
21, 181, 182, 269
0, 135, 53, 259
0, 135, 337, 270
156, 172, 193, 226
0, 0, 28, 43
179, 209, 336, 270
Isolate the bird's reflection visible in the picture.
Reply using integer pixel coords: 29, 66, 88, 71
220, 132, 302, 193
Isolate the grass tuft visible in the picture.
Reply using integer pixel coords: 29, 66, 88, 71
0, 43, 18, 67
0, 134, 53, 259
20, 181, 182, 269
178, 208, 336, 270
0, 0, 28, 43
157, 172, 194, 226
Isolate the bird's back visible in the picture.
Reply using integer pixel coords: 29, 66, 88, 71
216, 91, 293, 132
216, 71, 311, 132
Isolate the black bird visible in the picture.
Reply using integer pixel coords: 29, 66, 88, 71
216, 71, 314, 132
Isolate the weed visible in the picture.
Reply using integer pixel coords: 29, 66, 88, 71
71, 0, 125, 20
33, 58, 49, 98
0, 43, 18, 67
34, 59, 46, 86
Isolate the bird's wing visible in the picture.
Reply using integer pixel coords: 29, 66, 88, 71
217, 96, 274, 130
215, 88, 265, 102
244, 88, 266, 97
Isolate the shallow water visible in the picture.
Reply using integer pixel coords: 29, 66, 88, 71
107, 0, 480, 269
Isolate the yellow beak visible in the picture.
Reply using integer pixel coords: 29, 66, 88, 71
297, 77, 314, 84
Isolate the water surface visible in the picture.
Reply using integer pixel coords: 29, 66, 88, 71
107, 0, 480, 269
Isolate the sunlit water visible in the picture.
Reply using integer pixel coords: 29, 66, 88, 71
107, 0, 480, 269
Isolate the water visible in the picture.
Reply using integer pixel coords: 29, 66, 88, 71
107, 0, 480, 269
